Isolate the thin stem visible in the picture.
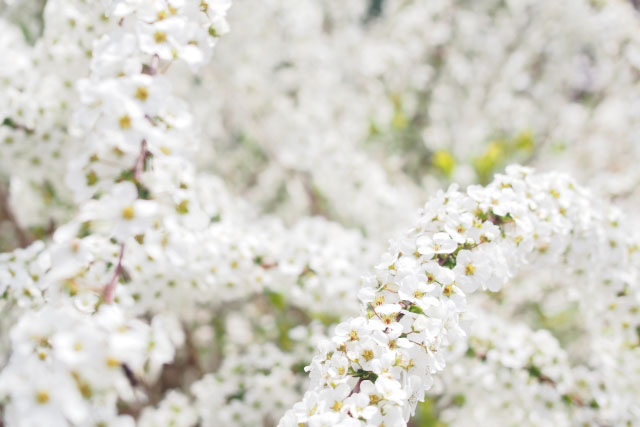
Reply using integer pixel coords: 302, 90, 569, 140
102, 243, 125, 303
368, 303, 383, 321
133, 139, 149, 181
142, 54, 160, 76
348, 378, 363, 397
2, 117, 34, 134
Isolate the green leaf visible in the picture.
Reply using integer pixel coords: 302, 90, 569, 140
408, 305, 424, 314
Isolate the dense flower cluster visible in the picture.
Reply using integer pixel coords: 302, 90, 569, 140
437, 313, 601, 426
280, 166, 640, 426
1, 0, 640, 426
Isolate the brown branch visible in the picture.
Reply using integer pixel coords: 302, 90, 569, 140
0, 185, 33, 248
183, 325, 202, 375
300, 172, 325, 217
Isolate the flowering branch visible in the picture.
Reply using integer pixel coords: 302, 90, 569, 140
279, 165, 639, 427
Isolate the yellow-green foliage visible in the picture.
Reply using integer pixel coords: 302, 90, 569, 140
412, 398, 446, 427
432, 150, 456, 178
473, 130, 535, 184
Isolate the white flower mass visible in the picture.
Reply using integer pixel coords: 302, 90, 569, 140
1, 0, 640, 426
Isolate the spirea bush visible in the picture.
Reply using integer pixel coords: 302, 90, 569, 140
1, 0, 640, 426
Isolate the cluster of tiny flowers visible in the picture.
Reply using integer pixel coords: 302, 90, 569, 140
0, 0, 233, 425
451, 173, 640, 423
0, 0, 110, 230
1, 5, 379, 426
2, 1, 640, 426
434, 312, 597, 426
191, 342, 305, 426
137, 390, 197, 427
0, 304, 181, 426
279, 165, 640, 427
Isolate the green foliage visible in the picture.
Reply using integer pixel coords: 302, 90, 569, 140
366, 0, 385, 21
412, 398, 446, 427
472, 130, 535, 185
431, 151, 456, 178
311, 312, 342, 327
351, 368, 378, 383
408, 304, 424, 315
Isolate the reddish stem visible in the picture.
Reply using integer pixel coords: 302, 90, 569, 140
102, 243, 125, 303
348, 378, 363, 397
133, 139, 148, 181
142, 54, 160, 76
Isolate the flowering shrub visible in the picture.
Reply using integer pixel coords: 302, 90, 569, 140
1, 0, 639, 426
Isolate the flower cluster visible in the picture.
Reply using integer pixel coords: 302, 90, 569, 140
0, 304, 181, 426
2, 1, 640, 426
436, 312, 599, 426
279, 165, 640, 426
0, 0, 234, 425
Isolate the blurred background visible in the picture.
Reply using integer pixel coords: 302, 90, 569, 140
4, 0, 640, 247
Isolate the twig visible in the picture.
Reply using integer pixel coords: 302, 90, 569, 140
102, 243, 125, 303
301, 172, 324, 216
141, 54, 160, 76
0, 185, 33, 248
1, 117, 34, 134
133, 139, 149, 181
348, 378, 363, 397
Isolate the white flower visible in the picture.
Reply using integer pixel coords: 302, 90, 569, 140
344, 392, 377, 420
452, 249, 490, 293
398, 275, 438, 310
366, 403, 405, 427
137, 17, 207, 66
0, 360, 88, 427
444, 212, 474, 244
319, 383, 351, 413
80, 182, 158, 241
416, 232, 457, 258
